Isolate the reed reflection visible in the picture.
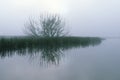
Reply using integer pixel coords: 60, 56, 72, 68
0, 37, 102, 65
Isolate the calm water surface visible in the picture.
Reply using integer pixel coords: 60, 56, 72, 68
0, 39, 120, 80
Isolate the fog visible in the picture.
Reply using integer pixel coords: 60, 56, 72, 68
0, 0, 120, 37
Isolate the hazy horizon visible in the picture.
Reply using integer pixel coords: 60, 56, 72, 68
0, 0, 120, 37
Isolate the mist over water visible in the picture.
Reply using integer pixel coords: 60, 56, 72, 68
0, 0, 120, 80
0, 0, 120, 37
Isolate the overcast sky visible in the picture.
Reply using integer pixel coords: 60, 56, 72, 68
0, 0, 120, 37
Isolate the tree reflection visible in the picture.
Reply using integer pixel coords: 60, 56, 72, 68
0, 37, 103, 65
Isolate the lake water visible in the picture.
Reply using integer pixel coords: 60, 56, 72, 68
0, 38, 120, 80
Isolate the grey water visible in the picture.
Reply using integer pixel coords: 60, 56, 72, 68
0, 38, 120, 80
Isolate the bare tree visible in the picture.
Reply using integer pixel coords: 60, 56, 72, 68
24, 13, 68, 37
